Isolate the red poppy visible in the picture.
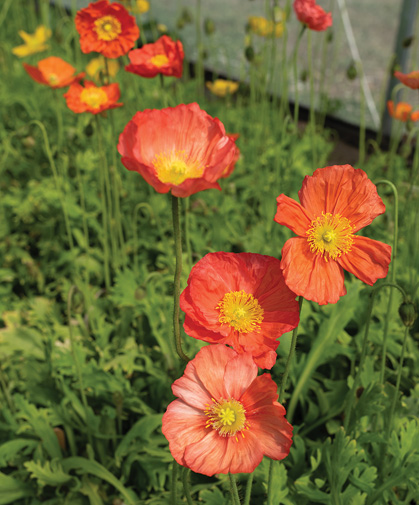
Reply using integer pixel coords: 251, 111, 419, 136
394, 70, 419, 90
387, 101, 416, 122
274, 165, 392, 305
180, 252, 300, 369
117, 103, 239, 197
64, 80, 123, 114
125, 35, 184, 78
162, 344, 293, 476
75, 0, 139, 59
293, 0, 332, 31
23, 56, 85, 88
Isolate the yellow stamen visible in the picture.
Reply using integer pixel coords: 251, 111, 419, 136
153, 150, 204, 185
150, 54, 169, 67
48, 73, 59, 85
94, 15, 122, 41
205, 398, 247, 438
80, 87, 108, 108
306, 212, 354, 261
217, 290, 264, 333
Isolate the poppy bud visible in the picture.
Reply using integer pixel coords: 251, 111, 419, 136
398, 299, 417, 328
204, 18, 215, 35
346, 61, 358, 80
245, 46, 255, 62
181, 7, 193, 24
402, 36, 414, 48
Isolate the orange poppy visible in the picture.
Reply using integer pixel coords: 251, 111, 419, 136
125, 35, 184, 78
180, 252, 300, 369
117, 103, 239, 197
64, 80, 123, 114
23, 56, 85, 88
274, 165, 392, 305
162, 344, 293, 476
394, 70, 419, 90
293, 0, 332, 31
75, 0, 139, 59
387, 101, 413, 122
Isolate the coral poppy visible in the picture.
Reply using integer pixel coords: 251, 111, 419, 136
206, 79, 239, 97
64, 80, 123, 114
162, 344, 293, 476
117, 103, 238, 197
12, 25, 51, 58
23, 57, 85, 89
293, 0, 332, 31
247, 15, 284, 38
125, 35, 184, 78
180, 252, 300, 369
75, 0, 139, 59
394, 70, 419, 90
387, 100, 417, 122
274, 165, 392, 305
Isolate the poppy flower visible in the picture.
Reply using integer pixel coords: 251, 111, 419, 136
75, 0, 140, 59
64, 80, 123, 114
86, 55, 119, 81
387, 100, 418, 122
293, 0, 332, 31
394, 70, 419, 90
247, 15, 284, 38
117, 103, 239, 197
23, 56, 85, 88
125, 35, 184, 78
12, 25, 51, 58
180, 252, 300, 369
162, 344, 293, 476
206, 79, 239, 97
274, 165, 392, 305
120, 0, 150, 14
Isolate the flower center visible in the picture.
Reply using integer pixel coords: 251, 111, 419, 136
205, 398, 248, 439
94, 15, 122, 41
153, 150, 204, 185
150, 54, 169, 67
48, 73, 59, 85
306, 212, 354, 261
217, 290, 264, 333
80, 87, 108, 108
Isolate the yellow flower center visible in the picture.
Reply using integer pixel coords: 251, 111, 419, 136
150, 54, 170, 67
153, 150, 204, 185
80, 87, 108, 109
205, 398, 248, 439
48, 73, 59, 85
217, 290, 264, 333
306, 212, 354, 261
94, 15, 122, 41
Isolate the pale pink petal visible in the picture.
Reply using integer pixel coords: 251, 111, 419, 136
224, 352, 258, 399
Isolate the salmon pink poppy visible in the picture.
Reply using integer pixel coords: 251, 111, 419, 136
293, 0, 332, 31
162, 344, 293, 476
394, 70, 419, 90
64, 80, 123, 114
387, 101, 415, 122
23, 56, 85, 88
125, 35, 184, 78
180, 252, 300, 369
75, 0, 139, 59
274, 165, 392, 305
117, 103, 239, 197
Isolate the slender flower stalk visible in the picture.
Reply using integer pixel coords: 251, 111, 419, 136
243, 473, 254, 505
182, 467, 194, 505
292, 25, 306, 126
229, 473, 241, 505
170, 460, 178, 505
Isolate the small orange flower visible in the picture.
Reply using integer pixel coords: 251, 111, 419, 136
117, 103, 238, 197
387, 101, 413, 122
293, 0, 332, 31
274, 165, 392, 305
75, 0, 140, 59
125, 35, 184, 78
162, 344, 293, 476
23, 56, 85, 88
394, 70, 419, 90
64, 80, 123, 114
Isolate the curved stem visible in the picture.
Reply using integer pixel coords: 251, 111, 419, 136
172, 195, 190, 362
229, 473, 241, 505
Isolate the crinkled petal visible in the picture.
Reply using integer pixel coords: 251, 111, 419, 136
274, 194, 313, 236
224, 352, 258, 399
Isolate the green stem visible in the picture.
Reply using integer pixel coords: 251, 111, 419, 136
266, 460, 276, 505
172, 195, 190, 362
0, 365, 15, 413
307, 29, 316, 169
67, 286, 94, 452
292, 25, 306, 126
52, 89, 64, 148
243, 473, 253, 505
375, 180, 399, 384
182, 467, 194, 505
358, 62, 366, 165
170, 460, 178, 505
229, 473, 241, 505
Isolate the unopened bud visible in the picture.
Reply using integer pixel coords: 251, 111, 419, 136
204, 18, 215, 35
398, 299, 417, 328
346, 61, 358, 80
245, 46, 255, 62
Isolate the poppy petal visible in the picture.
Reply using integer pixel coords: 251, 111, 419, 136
274, 194, 313, 236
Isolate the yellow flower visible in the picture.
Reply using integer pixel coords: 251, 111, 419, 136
120, 0, 150, 14
248, 16, 284, 38
86, 56, 119, 81
12, 25, 52, 58
206, 79, 239, 98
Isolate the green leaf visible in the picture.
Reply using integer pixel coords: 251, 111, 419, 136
0, 438, 38, 467
0, 472, 32, 504
24, 459, 74, 487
